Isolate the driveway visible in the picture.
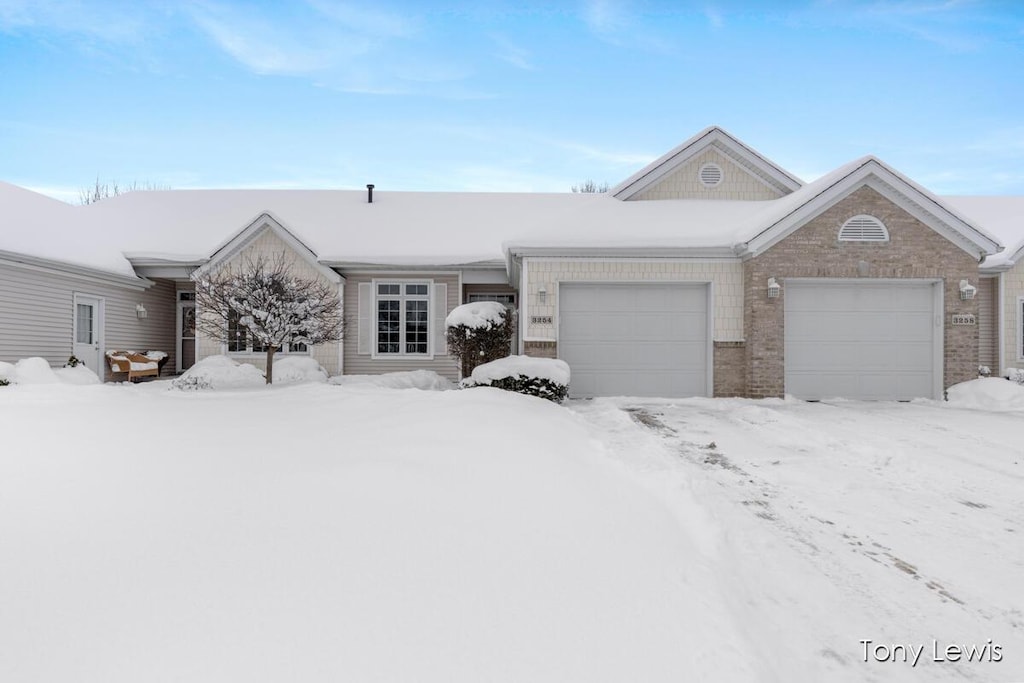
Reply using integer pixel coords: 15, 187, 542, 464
569, 396, 1024, 683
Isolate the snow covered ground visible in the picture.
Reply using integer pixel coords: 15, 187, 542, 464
1, 378, 1021, 682
570, 391, 1024, 682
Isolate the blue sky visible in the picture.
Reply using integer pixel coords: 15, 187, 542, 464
1, 1, 1023, 202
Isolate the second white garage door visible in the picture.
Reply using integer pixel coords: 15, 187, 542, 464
784, 280, 941, 400
559, 283, 710, 398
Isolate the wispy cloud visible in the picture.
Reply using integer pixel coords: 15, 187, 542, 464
492, 34, 534, 70
0, 0, 148, 43
796, 0, 1016, 52
553, 140, 654, 167
186, 2, 367, 75
185, 1, 484, 97
703, 6, 725, 29
581, 0, 675, 53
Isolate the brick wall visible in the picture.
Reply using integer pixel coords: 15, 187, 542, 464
523, 341, 557, 358
744, 185, 980, 397
713, 342, 746, 396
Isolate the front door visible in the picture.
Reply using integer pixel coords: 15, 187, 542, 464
72, 294, 104, 376
177, 298, 196, 372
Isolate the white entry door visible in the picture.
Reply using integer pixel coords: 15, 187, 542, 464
73, 294, 104, 376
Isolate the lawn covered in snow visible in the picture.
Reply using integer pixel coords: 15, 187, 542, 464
1, 375, 1022, 682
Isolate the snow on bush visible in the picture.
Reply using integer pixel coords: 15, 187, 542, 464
445, 301, 507, 329
462, 355, 570, 403
170, 355, 266, 391
445, 302, 515, 377
0, 357, 101, 386
945, 377, 1024, 411
329, 370, 454, 391
54, 365, 102, 385
271, 356, 329, 385
1007, 368, 1024, 385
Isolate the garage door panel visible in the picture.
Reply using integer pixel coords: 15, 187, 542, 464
559, 283, 709, 398
785, 281, 938, 400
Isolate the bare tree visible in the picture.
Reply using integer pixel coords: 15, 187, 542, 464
79, 177, 170, 204
571, 179, 609, 193
194, 254, 343, 384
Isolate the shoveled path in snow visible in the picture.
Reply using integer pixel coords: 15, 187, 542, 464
569, 397, 1024, 683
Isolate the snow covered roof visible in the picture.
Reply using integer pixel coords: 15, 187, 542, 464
1, 175, 1019, 280
942, 196, 1024, 268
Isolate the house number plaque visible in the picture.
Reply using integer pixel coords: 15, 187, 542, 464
531, 316, 554, 325
951, 314, 976, 326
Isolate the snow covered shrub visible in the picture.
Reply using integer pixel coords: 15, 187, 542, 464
462, 355, 570, 403
978, 365, 991, 378
0, 378, 8, 387
271, 356, 328, 384
170, 356, 265, 391
445, 301, 514, 377
1007, 368, 1024, 385
65, 355, 81, 368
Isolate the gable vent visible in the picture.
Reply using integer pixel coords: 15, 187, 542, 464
698, 162, 723, 188
839, 215, 889, 242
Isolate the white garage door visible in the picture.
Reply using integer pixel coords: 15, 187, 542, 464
785, 280, 940, 400
559, 283, 709, 398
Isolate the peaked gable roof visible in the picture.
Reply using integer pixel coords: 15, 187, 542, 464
737, 156, 1004, 260
191, 212, 343, 284
610, 126, 804, 200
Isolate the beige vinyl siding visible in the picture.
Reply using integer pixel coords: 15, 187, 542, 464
977, 276, 998, 371
0, 260, 176, 381
343, 272, 460, 381
633, 148, 784, 201
103, 278, 178, 381
1004, 259, 1024, 371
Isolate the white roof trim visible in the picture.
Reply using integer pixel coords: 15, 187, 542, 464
0, 249, 152, 290
505, 245, 739, 260
611, 126, 803, 200
740, 157, 1004, 260
191, 212, 343, 284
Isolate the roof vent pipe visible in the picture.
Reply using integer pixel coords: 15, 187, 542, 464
366, 184, 375, 203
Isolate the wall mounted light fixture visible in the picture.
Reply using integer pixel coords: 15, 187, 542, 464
767, 277, 781, 299
538, 286, 547, 304
959, 279, 976, 301
136, 303, 148, 319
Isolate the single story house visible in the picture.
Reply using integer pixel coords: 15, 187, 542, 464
3, 126, 1023, 400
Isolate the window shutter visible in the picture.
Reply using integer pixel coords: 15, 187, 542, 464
432, 283, 448, 356
357, 282, 372, 355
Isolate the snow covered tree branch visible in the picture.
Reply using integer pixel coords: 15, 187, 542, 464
193, 253, 343, 384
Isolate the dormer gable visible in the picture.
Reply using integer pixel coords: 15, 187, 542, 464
611, 126, 803, 201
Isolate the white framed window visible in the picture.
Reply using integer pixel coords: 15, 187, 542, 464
839, 215, 889, 242
376, 281, 431, 356
226, 308, 309, 355
467, 293, 516, 306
